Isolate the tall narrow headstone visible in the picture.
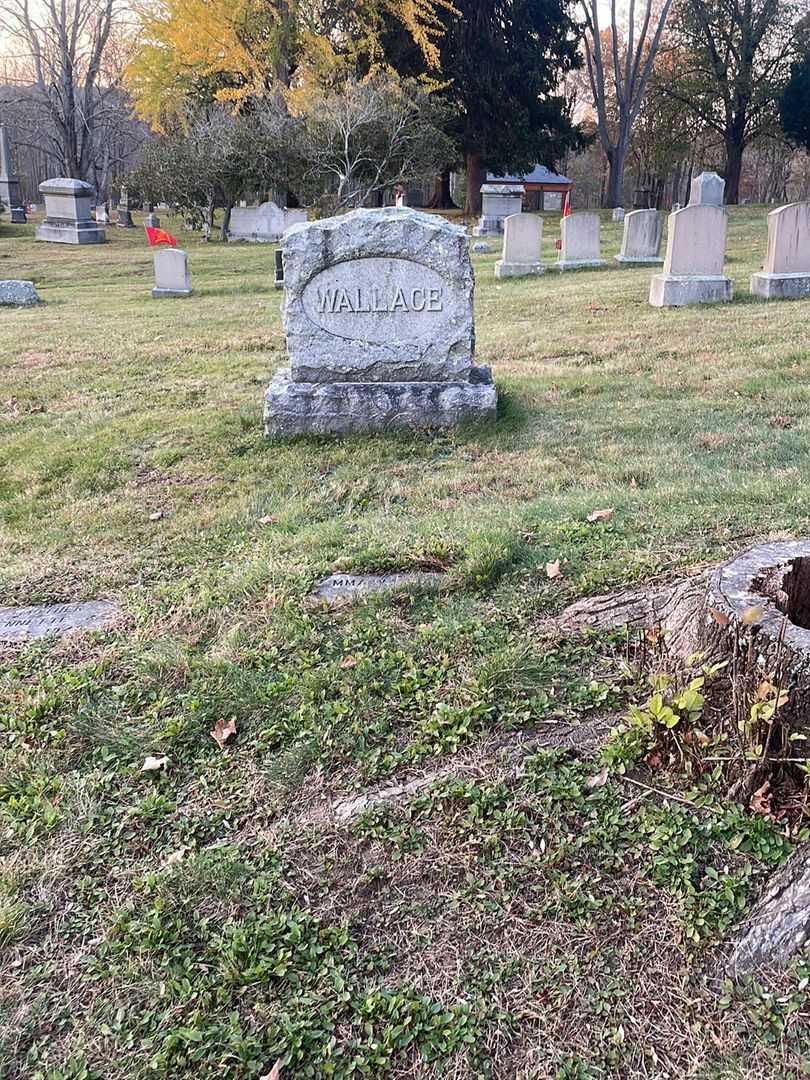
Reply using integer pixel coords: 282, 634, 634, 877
117, 187, 135, 228
473, 184, 524, 236
615, 209, 663, 265
0, 126, 26, 223
750, 203, 810, 300
264, 207, 496, 436
95, 204, 109, 224
555, 213, 606, 271
35, 178, 105, 244
152, 248, 192, 298
495, 214, 544, 278
689, 172, 725, 206
649, 204, 732, 307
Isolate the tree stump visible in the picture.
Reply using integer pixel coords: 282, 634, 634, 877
561, 539, 810, 975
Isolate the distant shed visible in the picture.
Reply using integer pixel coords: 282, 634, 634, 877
487, 166, 572, 211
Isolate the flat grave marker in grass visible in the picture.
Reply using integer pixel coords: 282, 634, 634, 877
0, 599, 119, 642
312, 571, 448, 603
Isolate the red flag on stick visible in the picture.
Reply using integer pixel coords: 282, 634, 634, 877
145, 225, 178, 248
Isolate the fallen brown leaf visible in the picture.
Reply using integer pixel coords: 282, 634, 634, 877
340, 656, 358, 669
585, 766, 609, 790
259, 514, 277, 525
709, 608, 731, 627
546, 559, 562, 579
750, 781, 774, 819
586, 508, 614, 523
211, 717, 237, 750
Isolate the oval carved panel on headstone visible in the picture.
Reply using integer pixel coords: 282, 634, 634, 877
302, 258, 455, 345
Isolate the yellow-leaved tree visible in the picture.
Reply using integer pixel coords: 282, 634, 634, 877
127, 0, 453, 129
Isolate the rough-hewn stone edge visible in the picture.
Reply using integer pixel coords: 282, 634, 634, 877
554, 259, 607, 272
494, 261, 545, 279
649, 274, 733, 307
151, 288, 193, 299
0, 280, 39, 306
264, 367, 497, 438
614, 255, 663, 265
750, 272, 810, 300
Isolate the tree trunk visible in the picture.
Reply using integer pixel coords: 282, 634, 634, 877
724, 136, 745, 205
464, 151, 486, 218
605, 138, 629, 208
220, 201, 233, 242
428, 169, 457, 210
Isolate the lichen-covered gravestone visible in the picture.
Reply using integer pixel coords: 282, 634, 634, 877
649, 204, 732, 307
615, 209, 663, 265
264, 207, 497, 436
750, 203, 810, 300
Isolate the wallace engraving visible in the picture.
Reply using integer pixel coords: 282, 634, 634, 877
302, 258, 449, 345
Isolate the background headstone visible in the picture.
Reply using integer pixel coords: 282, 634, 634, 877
152, 248, 192, 298
689, 171, 725, 206
612, 207, 625, 222
751, 203, 810, 300
649, 204, 732, 307
227, 201, 307, 242
35, 178, 105, 244
0, 125, 26, 223
495, 213, 544, 278
117, 187, 135, 228
615, 209, 663, 264
95, 204, 109, 224
473, 184, 524, 236
0, 280, 39, 306
144, 206, 160, 228
264, 207, 496, 435
555, 212, 606, 271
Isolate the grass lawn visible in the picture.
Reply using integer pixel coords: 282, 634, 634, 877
2, 206, 810, 1079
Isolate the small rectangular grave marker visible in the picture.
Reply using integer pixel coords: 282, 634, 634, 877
312, 572, 448, 603
0, 600, 119, 643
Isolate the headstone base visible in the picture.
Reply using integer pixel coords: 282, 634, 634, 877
0, 279, 39, 306
472, 219, 502, 236
750, 272, 810, 301
494, 260, 545, 279
264, 366, 497, 437
614, 254, 663, 265
555, 258, 607, 272
10, 208, 26, 224
649, 273, 733, 307
35, 220, 105, 244
152, 286, 193, 299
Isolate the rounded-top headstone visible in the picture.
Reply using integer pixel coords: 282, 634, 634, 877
689, 171, 725, 207
282, 207, 474, 384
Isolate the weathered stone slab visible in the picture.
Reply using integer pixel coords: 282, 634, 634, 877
0, 601, 119, 642
649, 204, 732, 307
689, 171, 725, 206
555, 213, 606, 271
615, 209, 663, 265
228, 201, 307, 243
473, 184, 524, 236
152, 248, 192, 298
282, 207, 475, 384
35, 178, 105, 245
0, 280, 39, 306
312, 572, 448, 603
264, 366, 496, 436
751, 202, 810, 300
495, 214, 544, 279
